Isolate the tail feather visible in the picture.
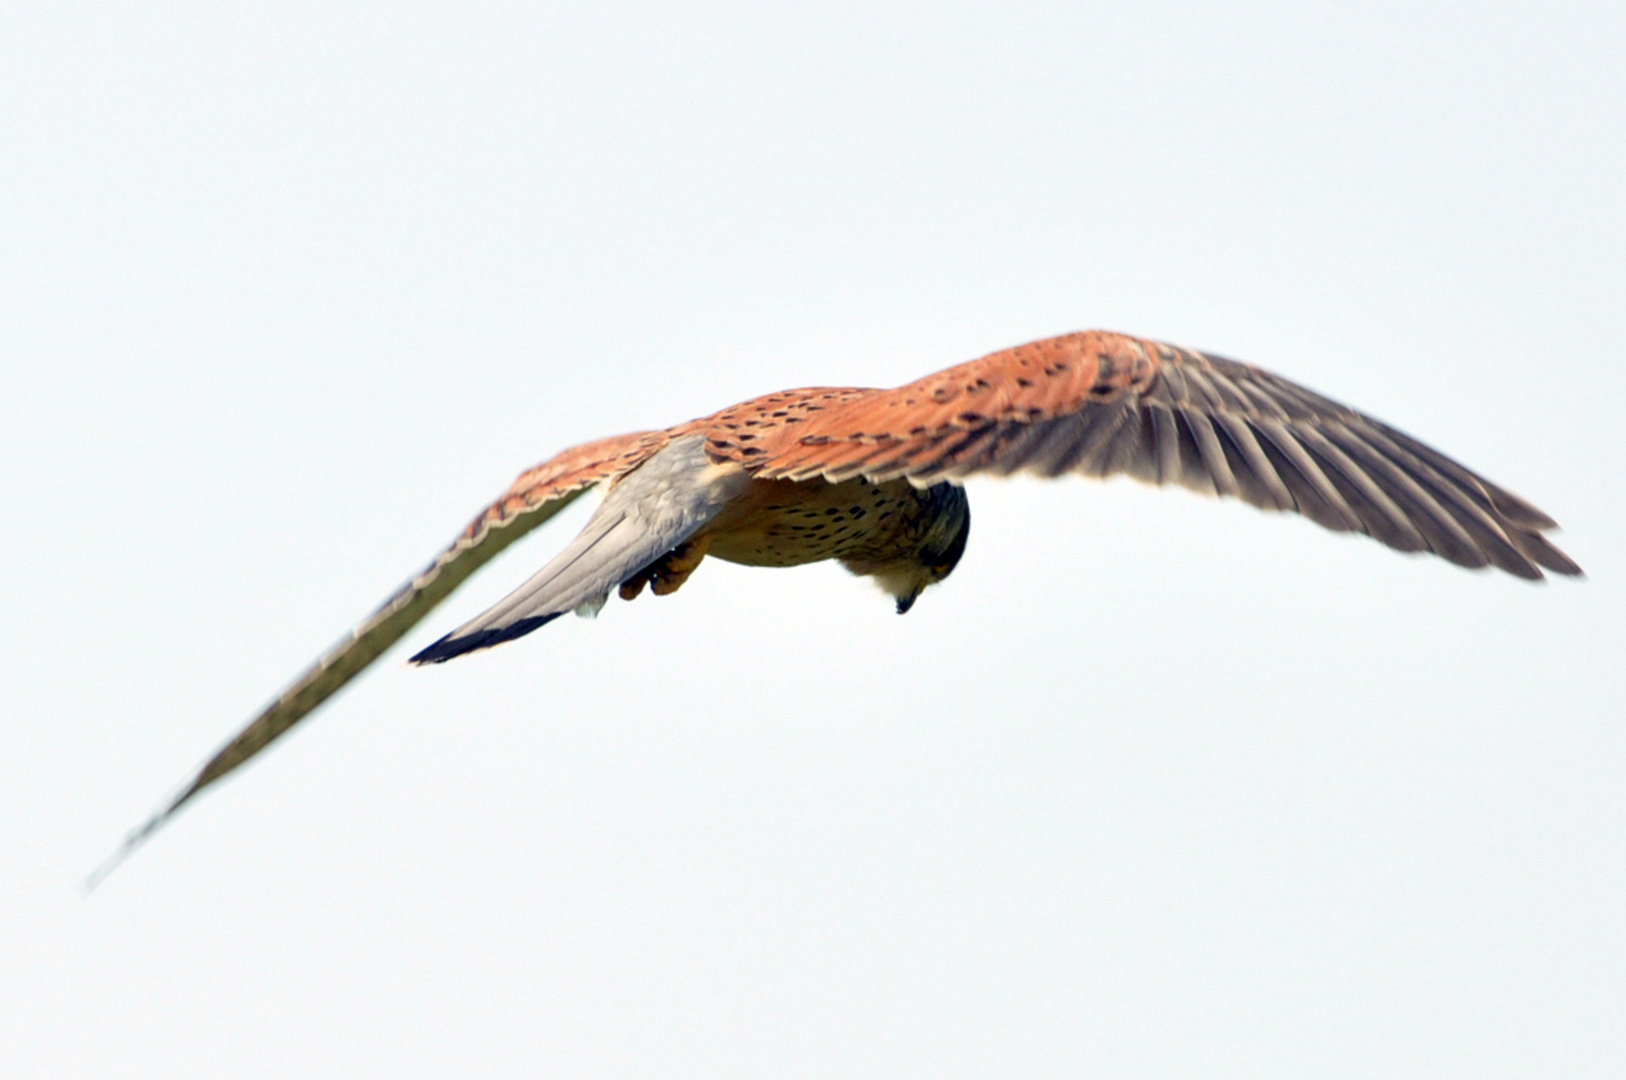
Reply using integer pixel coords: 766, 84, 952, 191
409, 612, 564, 664
410, 435, 747, 663
407, 509, 646, 663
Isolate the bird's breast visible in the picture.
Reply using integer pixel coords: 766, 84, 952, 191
702, 476, 935, 568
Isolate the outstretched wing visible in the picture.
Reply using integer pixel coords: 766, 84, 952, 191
90, 430, 669, 886
722, 331, 1579, 580
410, 435, 751, 663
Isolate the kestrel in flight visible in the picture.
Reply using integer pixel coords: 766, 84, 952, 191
94, 329, 1581, 883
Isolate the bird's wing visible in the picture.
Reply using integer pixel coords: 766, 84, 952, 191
91, 429, 669, 885
721, 330, 1579, 580
410, 435, 751, 663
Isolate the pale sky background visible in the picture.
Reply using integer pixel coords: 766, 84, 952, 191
2, 2, 1622, 1077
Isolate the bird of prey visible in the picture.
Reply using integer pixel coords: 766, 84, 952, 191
92, 329, 1581, 883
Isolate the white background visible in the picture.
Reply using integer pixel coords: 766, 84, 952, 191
3, 3, 1622, 1077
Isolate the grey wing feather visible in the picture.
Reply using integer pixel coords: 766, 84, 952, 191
410, 436, 748, 663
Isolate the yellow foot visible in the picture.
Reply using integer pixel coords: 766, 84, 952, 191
651, 536, 709, 595
619, 536, 710, 601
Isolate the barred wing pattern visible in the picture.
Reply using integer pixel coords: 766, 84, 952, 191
721, 331, 1578, 579
90, 431, 668, 886
97, 330, 1579, 885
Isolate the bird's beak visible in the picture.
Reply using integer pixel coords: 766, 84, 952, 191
895, 590, 919, 615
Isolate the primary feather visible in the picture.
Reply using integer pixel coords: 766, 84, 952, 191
94, 329, 1580, 885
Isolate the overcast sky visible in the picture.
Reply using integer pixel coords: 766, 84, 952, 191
3, 2, 1622, 1077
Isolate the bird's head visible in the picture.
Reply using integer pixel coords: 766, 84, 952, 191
859, 482, 971, 614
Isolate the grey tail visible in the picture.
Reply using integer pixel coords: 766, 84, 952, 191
408, 612, 565, 664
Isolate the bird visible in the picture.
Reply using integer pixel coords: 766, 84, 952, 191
91, 329, 1581, 884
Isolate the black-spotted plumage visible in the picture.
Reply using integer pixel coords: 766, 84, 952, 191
93, 329, 1579, 885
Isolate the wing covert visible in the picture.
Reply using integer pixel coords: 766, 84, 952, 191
722, 331, 1579, 580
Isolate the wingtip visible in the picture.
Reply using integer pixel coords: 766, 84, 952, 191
83, 786, 197, 892
84, 831, 143, 893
